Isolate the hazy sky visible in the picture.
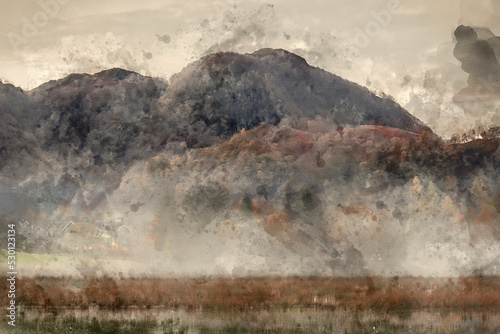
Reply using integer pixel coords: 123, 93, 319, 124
0, 0, 499, 135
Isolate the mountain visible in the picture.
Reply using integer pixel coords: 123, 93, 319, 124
2, 49, 500, 276
159, 48, 431, 147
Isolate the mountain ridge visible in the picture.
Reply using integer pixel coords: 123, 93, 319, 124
3, 48, 433, 143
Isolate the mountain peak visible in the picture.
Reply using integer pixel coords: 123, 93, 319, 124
251, 48, 309, 65
94, 68, 138, 80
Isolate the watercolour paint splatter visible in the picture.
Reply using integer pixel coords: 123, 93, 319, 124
1, 0, 500, 333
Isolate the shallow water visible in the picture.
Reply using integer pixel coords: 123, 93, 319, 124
5, 307, 500, 334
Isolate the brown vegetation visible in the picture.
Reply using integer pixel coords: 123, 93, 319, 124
3, 276, 500, 312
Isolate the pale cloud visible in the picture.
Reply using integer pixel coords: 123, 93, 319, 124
0, 0, 479, 88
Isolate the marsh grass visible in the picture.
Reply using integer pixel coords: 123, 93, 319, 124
9, 314, 158, 334
6, 307, 500, 334
3, 276, 500, 311
3, 276, 500, 333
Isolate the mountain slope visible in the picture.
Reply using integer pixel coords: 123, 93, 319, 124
0, 82, 48, 175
